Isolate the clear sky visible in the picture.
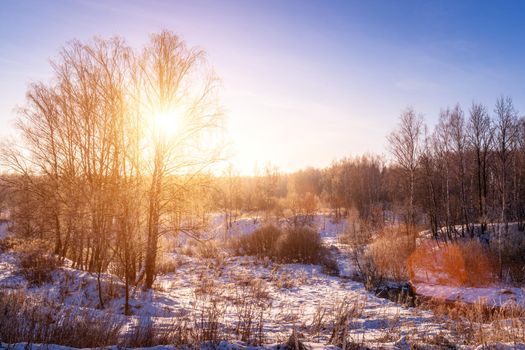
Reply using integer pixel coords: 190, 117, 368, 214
1, 0, 525, 174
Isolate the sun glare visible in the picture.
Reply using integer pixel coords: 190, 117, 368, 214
153, 108, 183, 137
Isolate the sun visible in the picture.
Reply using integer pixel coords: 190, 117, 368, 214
152, 108, 183, 137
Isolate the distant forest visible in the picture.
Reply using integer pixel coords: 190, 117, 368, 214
213, 97, 525, 244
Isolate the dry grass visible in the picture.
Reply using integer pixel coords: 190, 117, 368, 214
229, 272, 272, 345
368, 225, 416, 282
0, 235, 19, 252
308, 304, 329, 341
178, 239, 223, 259
423, 298, 525, 346
155, 255, 181, 275
194, 240, 222, 259
125, 318, 170, 348
328, 297, 365, 348
0, 290, 123, 347
269, 268, 308, 289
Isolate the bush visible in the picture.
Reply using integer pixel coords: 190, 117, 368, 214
234, 225, 332, 268
156, 255, 180, 275
194, 240, 221, 259
407, 239, 495, 287
367, 226, 416, 282
14, 239, 61, 286
275, 227, 323, 264
320, 252, 340, 276
234, 225, 282, 257
0, 236, 17, 252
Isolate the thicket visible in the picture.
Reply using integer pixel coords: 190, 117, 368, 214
233, 225, 337, 274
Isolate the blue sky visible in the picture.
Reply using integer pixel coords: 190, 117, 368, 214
1, 0, 525, 173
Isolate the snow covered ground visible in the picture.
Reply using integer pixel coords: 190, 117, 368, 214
413, 283, 525, 308
0, 250, 452, 348
1, 215, 525, 349
152, 255, 444, 344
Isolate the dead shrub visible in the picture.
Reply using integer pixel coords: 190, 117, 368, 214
13, 239, 61, 286
49, 308, 123, 347
408, 239, 496, 287
127, 296, 227, 347
195, 240, 221, 259
308, 304, 328, 340
357, 255, 382, 290
179, 244, 195, 257
155, 255, 180, 275
124, 318, 158, 347
234, 226, 330, 278
367, 225, 416, 282
233, 225, 282, 257
270, 270, 297, 289
338, 216, 370, 246
191, 292, 227, 345
420, 333, 456, 349
178, 239, 221, 259
328, 297, 364, 347
347, 224, 380, 288
124, 317, 192, 347
194, 272, 217, 296
320, 254, 340, 276
349, 224, 414, 288
231, 275, 272, 345
274, 227, 323, 264
286, 329, 308, 350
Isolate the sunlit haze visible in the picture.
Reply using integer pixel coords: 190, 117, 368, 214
2, 1, 525, 174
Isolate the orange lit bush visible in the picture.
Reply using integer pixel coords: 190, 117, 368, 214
407, 240, 496, 287
367, 225, 417, 281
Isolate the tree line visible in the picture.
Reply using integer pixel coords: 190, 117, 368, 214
213, 97, 525, 247
391, 99, 525, 242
